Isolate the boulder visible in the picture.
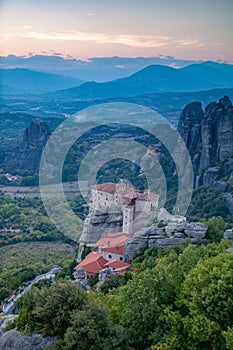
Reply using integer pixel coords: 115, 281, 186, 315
73, 268, 87, 287
224, 229, 233, 240
0, 329, 56, 350
96, 267, 113, 292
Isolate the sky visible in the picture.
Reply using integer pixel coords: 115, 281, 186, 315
0, 0, 233, 62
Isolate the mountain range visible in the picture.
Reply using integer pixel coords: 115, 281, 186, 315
1, 61, 233, 97
0, 55, 203, 82
52, 61, 233, 99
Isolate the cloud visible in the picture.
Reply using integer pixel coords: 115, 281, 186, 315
0, 33, 12, 42
22, 30, 203, 49
175, 39, 204, 48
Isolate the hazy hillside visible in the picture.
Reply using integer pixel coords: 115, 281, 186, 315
0, 68, 83, 94
0, 55, 203, 82
53, 61, 233, 100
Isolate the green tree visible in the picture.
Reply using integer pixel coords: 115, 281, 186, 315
187, 186, 230, 221
63, 303, 128, 350
201, 216, 227, 242
177, 253, 233, 349
16, 279, 87, 336
223, 327, 233, 350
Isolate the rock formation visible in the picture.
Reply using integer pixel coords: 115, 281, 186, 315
73, 267, 91, 290
124, 222, 208, 261
3, 120, 51, 175
79, 207, 123, 248
178, 95, 233, 186
0, 329, 56, 350
96, 267, 113, 292
178, 96, 233, 218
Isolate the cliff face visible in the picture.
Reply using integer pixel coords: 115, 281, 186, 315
79, 207, 123, 247
178, 96, 233, 187
124, 222, 208, 261
3, 120, 51, 175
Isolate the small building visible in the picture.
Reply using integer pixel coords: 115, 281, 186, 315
75, 251, 108, 277
105, 260, 131, 274
89, 182, 159, 235
75, 232, 133, 277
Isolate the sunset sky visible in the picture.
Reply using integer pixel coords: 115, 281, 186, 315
1, 0, 233, 62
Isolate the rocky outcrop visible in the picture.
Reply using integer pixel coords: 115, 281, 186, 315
124, 222, 208, 261
178, 96, 233, 218
3, 120, 51, 175
178, 96, 233, 185
177, 102, 203, 171
0, 329, 56, 350
73, 267, 87, 286
96, 267, 113, 292
79, 207, 123, 246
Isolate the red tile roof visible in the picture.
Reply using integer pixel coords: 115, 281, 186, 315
102, 244, 125, 255
93, 182, 117, 194
75, 251, 107, 276
93, 182, 159, 201
105, 259, 131, 272
93, 232, 133, 250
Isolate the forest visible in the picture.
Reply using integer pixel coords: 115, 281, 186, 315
7, 239, 233, 350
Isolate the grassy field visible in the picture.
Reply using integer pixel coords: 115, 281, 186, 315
0, 241, 77, 305
0, 242, 76, 269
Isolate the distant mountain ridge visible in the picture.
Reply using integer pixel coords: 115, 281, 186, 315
0, 68, 83, 94
53, 61, 233, 100
0, 54, 204, 82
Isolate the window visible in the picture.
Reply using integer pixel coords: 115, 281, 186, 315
108, 254, 112, 259
120, 257, 123, 261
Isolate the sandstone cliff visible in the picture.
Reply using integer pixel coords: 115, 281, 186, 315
178, 95, 233, 186
124, 222, 208, 261
79, 207, 123, 247
3, 120, 51, 175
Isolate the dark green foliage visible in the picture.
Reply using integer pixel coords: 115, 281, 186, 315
109, 241, 233, 350
201, 216, 227, 242
97, 158, 146, 192
0, 288, 9, 304
100, 272, 132, 294
68, 194, 89, 221
15, 279, 129, 349
12, 227, 233, 350
16, 279, 87, 336
56, 259, 77, 281
81, 244, 92, 260
187, 185, 230, 221
63, 303, 128, 350
87, 273, 99, 288
0, 242, 76, 306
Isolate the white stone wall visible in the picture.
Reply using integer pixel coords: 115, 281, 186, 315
123, 206, 134, 233
92, 189, 116, 209
102, 250, 124, 261
158, 207, 171, 222
158, 207, 186, 224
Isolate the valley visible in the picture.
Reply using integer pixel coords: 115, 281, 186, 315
0, 58, 233, 350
